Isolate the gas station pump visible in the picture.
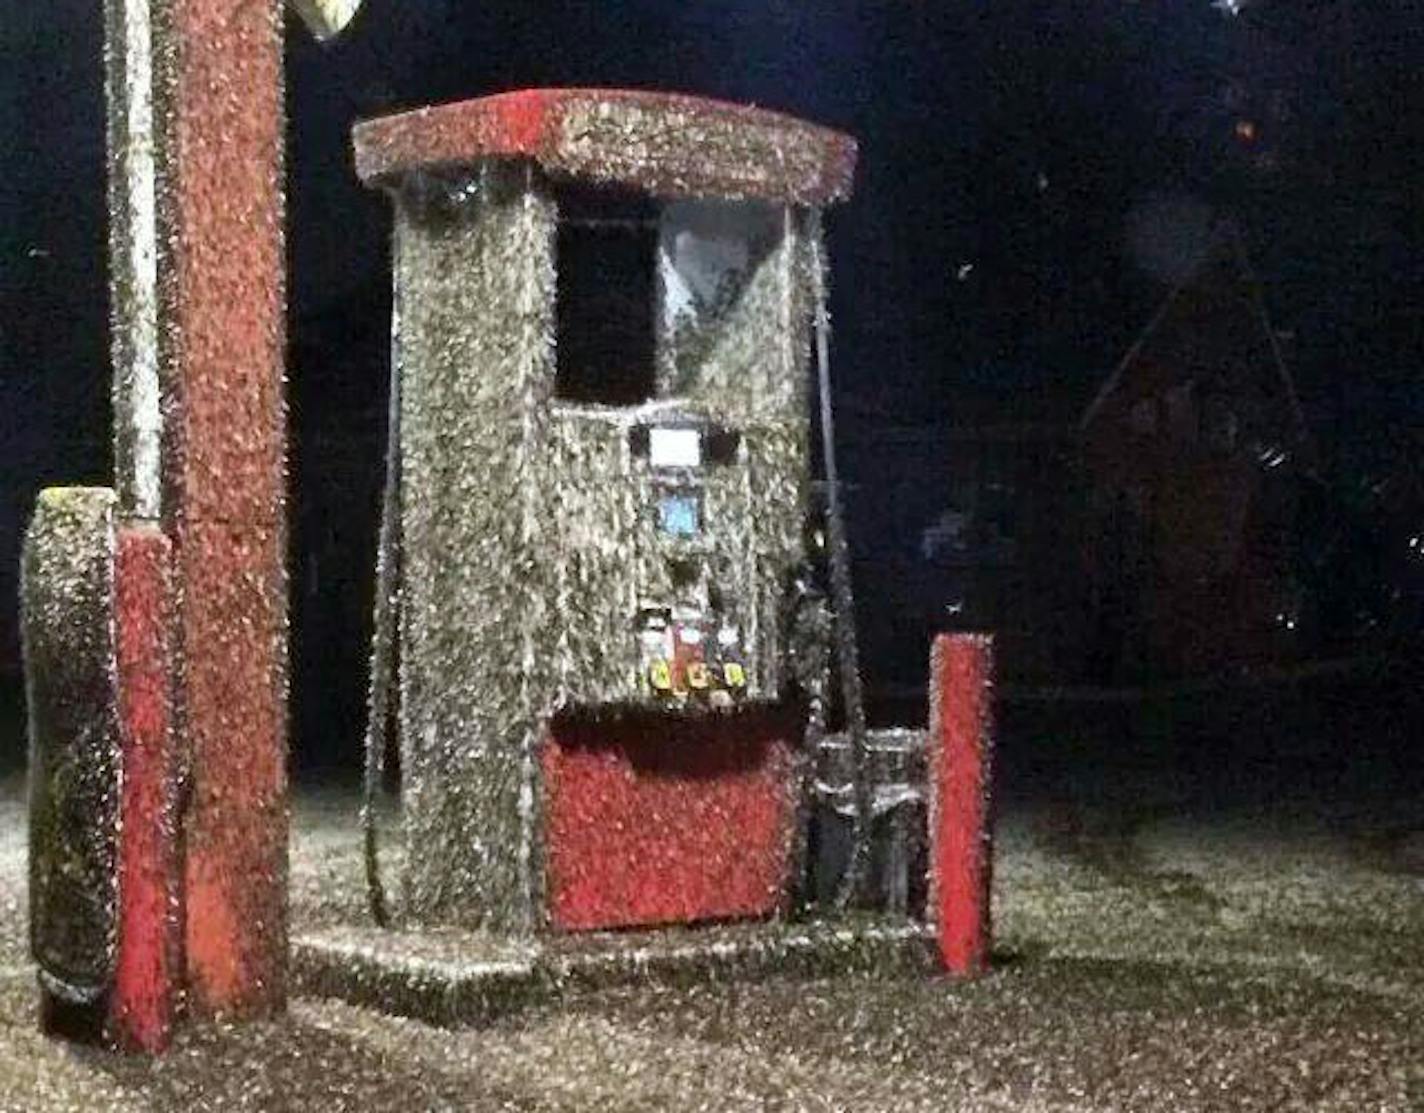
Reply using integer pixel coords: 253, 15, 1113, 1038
356, 89, 860, 933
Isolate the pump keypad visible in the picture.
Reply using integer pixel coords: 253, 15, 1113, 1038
641, 615, 747, 706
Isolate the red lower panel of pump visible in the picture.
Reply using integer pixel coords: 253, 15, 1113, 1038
542, 709, 800, 931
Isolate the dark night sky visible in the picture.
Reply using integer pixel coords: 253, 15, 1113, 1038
2, 1, 1422, 763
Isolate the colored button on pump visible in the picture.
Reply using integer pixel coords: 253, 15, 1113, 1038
686, 661, 711, 690
648, 660, 673, 692
723, 662, 746, 689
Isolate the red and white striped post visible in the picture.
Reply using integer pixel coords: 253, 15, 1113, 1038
928, 632, 995, 976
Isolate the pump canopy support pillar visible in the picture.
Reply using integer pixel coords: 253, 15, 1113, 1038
23, 0, 354, 1050
928, 632, 995, 976
153, 0, 289, 1019
106, 0, 291, 1020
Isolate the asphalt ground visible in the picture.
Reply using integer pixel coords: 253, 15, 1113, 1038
0, 672, 1419, 1110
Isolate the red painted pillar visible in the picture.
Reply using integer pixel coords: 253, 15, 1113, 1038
928, 633, 995, 976
110, 526, 179, 1052
159, 0, 289, 1017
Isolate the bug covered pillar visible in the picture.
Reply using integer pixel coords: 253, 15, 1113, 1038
131, 0, 360, 1019
21, 0, 366, 1045
151, 0, 359, 1018
101, 0, 179, 1048
140, 0, 288, 1020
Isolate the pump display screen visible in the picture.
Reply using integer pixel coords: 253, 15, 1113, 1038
657, 492, 701, 537
649, 427, 702, 468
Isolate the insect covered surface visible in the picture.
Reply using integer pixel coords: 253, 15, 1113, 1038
22, 489, 122, 1013
360, 91, 854, 933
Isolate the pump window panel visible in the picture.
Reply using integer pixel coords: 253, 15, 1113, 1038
554, 187, 658, 406
658, 199, 781, 395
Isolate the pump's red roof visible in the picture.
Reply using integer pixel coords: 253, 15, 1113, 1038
353, 88, 857, 205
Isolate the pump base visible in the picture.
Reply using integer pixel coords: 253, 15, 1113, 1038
293, 917, 937, 1027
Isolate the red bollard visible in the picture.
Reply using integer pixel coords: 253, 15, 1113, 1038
111, 526, 179, 1052
928, 633, 995, 976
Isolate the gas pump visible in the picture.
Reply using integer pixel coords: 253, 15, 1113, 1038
356, 89, 860, 932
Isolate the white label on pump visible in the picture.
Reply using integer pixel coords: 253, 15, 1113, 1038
649, 427, 702, 469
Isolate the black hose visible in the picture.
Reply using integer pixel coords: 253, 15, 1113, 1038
813, 257, 872, 911
362, 264, 403, 929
